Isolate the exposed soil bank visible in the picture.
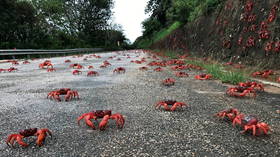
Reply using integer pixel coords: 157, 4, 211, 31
152, 0, 280, 69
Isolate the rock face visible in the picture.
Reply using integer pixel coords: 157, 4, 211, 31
151, 0, 280, 68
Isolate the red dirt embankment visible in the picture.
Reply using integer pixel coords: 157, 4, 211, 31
152, 0, 280, 69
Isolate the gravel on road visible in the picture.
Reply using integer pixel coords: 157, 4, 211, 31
0, 50, 279, 157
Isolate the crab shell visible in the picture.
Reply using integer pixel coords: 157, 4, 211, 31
19, 128, 38, 137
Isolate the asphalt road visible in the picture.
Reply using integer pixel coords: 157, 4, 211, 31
0, 50, 280, 157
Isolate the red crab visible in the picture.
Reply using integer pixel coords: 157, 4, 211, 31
268, 8, 276, 23
238, 37, 243, 45
47, 68, 56, 72
238, 81, 264, 91
39, 60, 53, 69
22, 60, 30, 64
72, 70, 82, 75
148, 61, 163, 66
132, 60, 143, 64
249, 24, 257, 31
260, 21, 268, 30
0, 67, 18, 72
65, 59, 71, 63
9, 60, 19, 65
162, 78, 175, 86
70, 63, 83, 69
171, 65, 188, 71
6, 128, 52, 147
195, 74, 212, 80
154, 67, 163, 72
215, 108, 240, 121
226, 86, 256, 98
47, 88, 79, 101
139, 66, 148, 71
103, 61, 111, 66
175, 72, 189, 77
167, 59, 185, 65
187, 64, 203, 70
258, 30, 270, 39
274, 41, 280, 52
87, 71, 99, 76
252, 70, 273, 78
277, 77, 280, 82
88, 66, 94, 69
155, 100, 188, 111
246, 36, 255, 47
232, 114, 270, 136
247, 14, 256, 22
7, 67, 18, 72
113, 67, 126, 73
100, 64, 108, 68
224, 62, 233, 66
245, 0, 253, 12
77, 110, 125, 130
265, 41, 274, 52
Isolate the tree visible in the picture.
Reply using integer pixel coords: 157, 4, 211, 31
0, 0, 39, 48
0, 0, 126, 49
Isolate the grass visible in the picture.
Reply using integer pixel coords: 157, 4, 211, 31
163, 51, 179, 59
153, 21, 182, 43
185, 59, 248, 85
150, 49, 251, 85
138, 21, 182, 48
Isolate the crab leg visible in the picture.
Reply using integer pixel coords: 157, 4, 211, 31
6, 134, 16, 147
170, 102, 186, 111
239, 90, 256, 97
73, 91, 79, 99
77, 113, 97, 129
6, 134, 28, 147
110, 114, 125, 129
242, 125, 257, 136
65, 92, 73, 101
257, 123, 271, 135
155, 102, 171, 111
99, 115, 110, 130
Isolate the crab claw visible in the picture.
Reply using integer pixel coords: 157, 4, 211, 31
170, 102, 187, 111
65, 90, 79, 101
232, 114, 245, 127
6, 134, 28, 147
77, 112, 97, 129
47, 91, 61, 101
110, 113, 125, 129
35, 128, 52, 146
155, 101, 170, 110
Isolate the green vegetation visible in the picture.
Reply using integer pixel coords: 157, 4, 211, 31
135, 0, 222, 48
163, 50, 180, 59
0, 0, 129, 49
154, 22, 182, 43
136, 21, 182, 48
185, 60, 248, 84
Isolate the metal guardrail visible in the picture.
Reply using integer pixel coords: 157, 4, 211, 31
0, 48, 103, 56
